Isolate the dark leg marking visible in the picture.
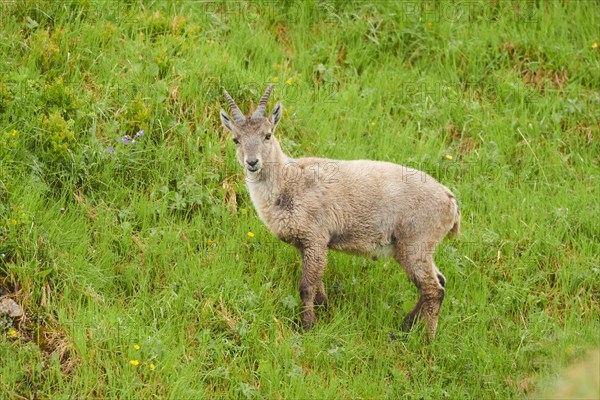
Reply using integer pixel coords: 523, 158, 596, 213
436, 273, 446, 288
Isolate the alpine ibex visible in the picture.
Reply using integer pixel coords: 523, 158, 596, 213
220, 85, 461, 340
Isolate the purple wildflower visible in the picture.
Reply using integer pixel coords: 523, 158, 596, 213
121, 135, 131, 144
108, 145, 115, 153
135, 130, 145, 138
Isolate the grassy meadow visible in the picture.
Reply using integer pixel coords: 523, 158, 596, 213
0, 0, 599, 398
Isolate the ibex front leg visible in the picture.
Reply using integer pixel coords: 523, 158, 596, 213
299, 245, 327, 331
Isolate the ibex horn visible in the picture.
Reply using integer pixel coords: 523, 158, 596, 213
223, 90, 246, 123
251, 84, 274, 119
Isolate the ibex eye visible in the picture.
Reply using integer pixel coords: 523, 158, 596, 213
233, 137, 240, 145
264, 133, 271, 140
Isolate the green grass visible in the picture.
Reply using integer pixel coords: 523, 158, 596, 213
0, 0, 599, 398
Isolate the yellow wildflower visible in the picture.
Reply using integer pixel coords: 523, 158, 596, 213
130, 359, 140, 366
149, 363, 156, 370
371, 122, 376, 127
207, 239, 214, 245
9, 329, 17, 338
286, 78, 292, 86
133, 344, 141, 350
593, 42, 599, 49
273, 77, 279, 83
247, 231, 255, 238
10, 219, 17, 225
426, 22, 433, 29
445, 154, 453, 160
241, 208, 248, 215
10, 130, 17, 137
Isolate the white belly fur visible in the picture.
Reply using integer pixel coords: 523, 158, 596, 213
333, 243, 395, 260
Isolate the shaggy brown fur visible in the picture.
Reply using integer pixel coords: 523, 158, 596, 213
220, 85, 461, 339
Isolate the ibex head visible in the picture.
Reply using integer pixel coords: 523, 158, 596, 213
220, 84, 283, 175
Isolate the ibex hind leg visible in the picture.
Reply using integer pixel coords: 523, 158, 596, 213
395, 250, 445, 340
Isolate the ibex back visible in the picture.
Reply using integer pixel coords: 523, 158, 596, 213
220, 85, 461, 340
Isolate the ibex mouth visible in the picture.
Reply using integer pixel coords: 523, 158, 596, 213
247, 165, 260, 173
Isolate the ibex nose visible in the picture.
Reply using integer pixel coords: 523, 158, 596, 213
247, 159, 259, 167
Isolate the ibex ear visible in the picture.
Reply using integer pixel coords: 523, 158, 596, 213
220, 109, 234, 132
270, 102, 282, 129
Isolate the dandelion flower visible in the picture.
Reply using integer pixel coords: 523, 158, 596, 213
241, 208, 248, 215
130, 359, 140, 366
286, 78, 292, 86
9, 329, 17, 338
149, 363, 156, 370
445, 154, 453, 160
133, 344, 141, 350
247, 231, 255, 238
273, 77, 279, 83
593, 42, 599, 49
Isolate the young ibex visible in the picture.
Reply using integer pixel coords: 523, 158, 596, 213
220, 85, 461, 339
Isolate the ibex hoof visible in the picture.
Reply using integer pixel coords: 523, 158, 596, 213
314, 293, 328, 310
302, 319, 313, 331
301, 311, 316, 331
402, 311, 418, 332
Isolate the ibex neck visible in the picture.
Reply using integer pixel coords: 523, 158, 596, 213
244, 139, 291, 234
